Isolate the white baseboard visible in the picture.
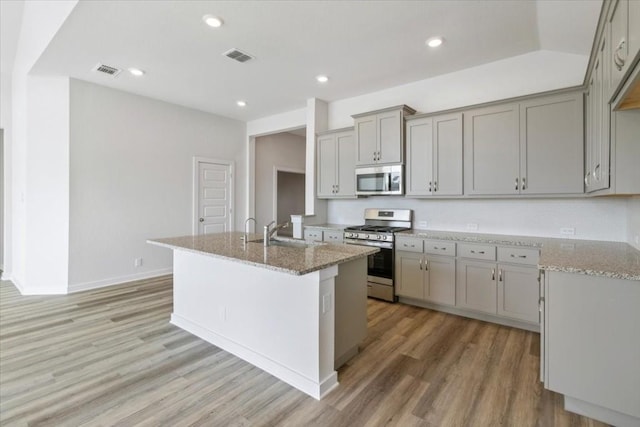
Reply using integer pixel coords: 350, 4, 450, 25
68, 268, 173, 293
565, 396, 640, 427
3, 275, 67, 295
171, 313, 338, 400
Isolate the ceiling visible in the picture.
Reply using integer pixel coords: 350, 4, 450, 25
10, 0, 602, 122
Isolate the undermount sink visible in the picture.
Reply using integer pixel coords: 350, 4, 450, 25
249, 238, 313, 249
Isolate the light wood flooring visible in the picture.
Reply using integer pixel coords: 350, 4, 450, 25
0, 276, 607, 427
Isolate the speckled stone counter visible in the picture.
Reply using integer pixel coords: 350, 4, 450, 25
304, 223, 353, 231
148, 231, 378, 276
399, 229, 640, 281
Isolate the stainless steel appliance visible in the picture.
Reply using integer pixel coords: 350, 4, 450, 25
343, 208, 413, 302
355, 165, 403, 196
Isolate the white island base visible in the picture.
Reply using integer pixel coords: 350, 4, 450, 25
170, 250, 367, 400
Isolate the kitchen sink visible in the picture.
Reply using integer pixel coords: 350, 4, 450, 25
248, 238, 314, 249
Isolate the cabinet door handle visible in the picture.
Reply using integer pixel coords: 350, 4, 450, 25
429, 181, 432, 192
425, 260, 429, 271
594, 164, 600, 180
335, 184, 339, 193
521, 177, 526, 191
614, 39, 626, 71
515, 177, 519, 191
499, 269, 503, 282
491, 268, 495, 281
470, 250, 485, 254
510, 254, 527, 259
433, 181, 437, 192
419, 258, 423, 270
433, 246, 446, 251
584, 172, 590, 186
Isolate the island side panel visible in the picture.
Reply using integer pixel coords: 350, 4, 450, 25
334, 257, 368, 368
170, 249, 338, 399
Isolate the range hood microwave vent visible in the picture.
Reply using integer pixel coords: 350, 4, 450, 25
223, 48, 254, 63
92, 63, 122, 77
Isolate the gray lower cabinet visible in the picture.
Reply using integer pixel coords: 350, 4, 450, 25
455, 242, 540, 326
542, 271, 640, 426
304, 227, 344, 243
395, 250, 456, 306
317, 128, 356, 198
456, 259, 497, 314
304, 228, 323, 242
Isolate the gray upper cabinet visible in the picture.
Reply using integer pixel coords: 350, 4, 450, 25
316, 128, 356, 199
353, 105, 415, 167
464, 92, 584, 196
464, 103, 520, 195
609, 0, 630, 93
586, 36, 611, 193
519, 93, 584, 194
406, 113, 462, 197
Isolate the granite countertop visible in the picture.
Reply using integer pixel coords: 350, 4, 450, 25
399, 229, 640, 281
304, 223, 353, 231
148, 232, 378, 276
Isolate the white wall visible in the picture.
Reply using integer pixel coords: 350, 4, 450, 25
327, 50, 588, 128
25, 76, 70, 293
69, 79, 246, 291
628, 196, 640, 250
254, 132, 306, 229
328, 197, 629, 242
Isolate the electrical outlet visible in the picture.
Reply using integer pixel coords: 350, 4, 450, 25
418, 221, 428, 229
134, 257, 143, 267
467, 223, 478, 231
560, 227, 575, 236
322, 294, 332, 314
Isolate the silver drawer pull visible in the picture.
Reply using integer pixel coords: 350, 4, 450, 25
433, 246, 446, 250
470, 250, 485, 254
510, 254, 527, 258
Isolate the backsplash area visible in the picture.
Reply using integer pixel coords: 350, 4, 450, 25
327, 197, 629, 242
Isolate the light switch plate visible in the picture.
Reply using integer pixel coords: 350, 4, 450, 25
560, 227, 575, 236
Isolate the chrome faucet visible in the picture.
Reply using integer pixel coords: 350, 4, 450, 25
244, 217, 256, 242
263, 221, 290, 246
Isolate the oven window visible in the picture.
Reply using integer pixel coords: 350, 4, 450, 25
357, 173, 385, 192
368, 247, 393, 279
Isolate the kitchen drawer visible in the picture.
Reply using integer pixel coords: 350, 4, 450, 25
424, 240, 456, 256
304, 229, 323, 242
324, 230, 344, 243
497, 246, 539, 265
396, 236, 423, 253
457, 243, 496, 261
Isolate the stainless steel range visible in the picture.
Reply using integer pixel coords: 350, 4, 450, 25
344, 208, 413, 302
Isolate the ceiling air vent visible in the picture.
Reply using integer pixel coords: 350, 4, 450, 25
223, 48, 254, 63
92, 63, 122, 77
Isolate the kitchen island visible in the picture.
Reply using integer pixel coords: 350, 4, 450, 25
147, 232, 378, 399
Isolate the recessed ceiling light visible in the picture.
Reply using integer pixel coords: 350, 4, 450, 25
203, 14, 224, 28
128, 68, 145, 77
426, 37, 444, 48
236, 100, 247, 107
316, 75, 329, 83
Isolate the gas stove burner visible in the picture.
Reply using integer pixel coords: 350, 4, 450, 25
344, 225, 411, 234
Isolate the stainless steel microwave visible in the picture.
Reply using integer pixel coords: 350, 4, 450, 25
355, 165, 404, 196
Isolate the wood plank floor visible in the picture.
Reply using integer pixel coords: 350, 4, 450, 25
0, 276, 607, 427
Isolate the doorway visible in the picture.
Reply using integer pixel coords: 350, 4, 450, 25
274, 169, 305, 237
194, 158, 234, 235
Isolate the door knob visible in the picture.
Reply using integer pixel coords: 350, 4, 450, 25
199, 218, 204, 222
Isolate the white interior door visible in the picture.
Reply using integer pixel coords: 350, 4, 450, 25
196, 159, 233, 235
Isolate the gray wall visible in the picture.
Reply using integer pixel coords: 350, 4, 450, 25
277, 171, 305, 236
255, 132, 306, 230
69, 79, 246, 290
